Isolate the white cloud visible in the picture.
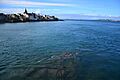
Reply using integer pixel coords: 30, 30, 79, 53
0, 8, 60, 14
0, 8, 24, 14
0, 0, 75, 7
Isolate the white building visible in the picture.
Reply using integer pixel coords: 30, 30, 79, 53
23, 9, 39, 21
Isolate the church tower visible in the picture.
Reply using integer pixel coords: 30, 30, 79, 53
24, 8, 28, 14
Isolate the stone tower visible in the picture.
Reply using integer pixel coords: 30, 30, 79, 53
24, 8, 28, 14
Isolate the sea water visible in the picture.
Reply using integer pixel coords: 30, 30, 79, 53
0, 21, 120, 80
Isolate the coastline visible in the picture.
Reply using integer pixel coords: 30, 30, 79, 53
0, 9, 63, 23
0, 19, 64, 24
64, 19, 120, 22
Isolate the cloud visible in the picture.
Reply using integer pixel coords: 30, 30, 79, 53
0, 0, 76, 7
0, 8, 25, 14
55, 14, 120, 20
0, 8, 60, 14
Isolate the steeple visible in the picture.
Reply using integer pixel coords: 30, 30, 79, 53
24, 8, 28, 14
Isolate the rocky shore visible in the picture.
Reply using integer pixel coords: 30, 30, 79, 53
0, 9, 63, 23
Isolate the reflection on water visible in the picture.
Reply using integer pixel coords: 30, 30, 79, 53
0, 21, 120, 80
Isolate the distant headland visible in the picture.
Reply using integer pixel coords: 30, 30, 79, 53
0, 9, 63, 23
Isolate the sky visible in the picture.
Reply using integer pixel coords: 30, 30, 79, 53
0, 0, 120, 19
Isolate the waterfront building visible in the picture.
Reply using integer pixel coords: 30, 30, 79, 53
23, 9, 39, 21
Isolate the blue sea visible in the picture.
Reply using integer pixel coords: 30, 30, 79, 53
0, 20, 120, 80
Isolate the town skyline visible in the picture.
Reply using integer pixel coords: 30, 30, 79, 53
0, 8, 60, 23
0, 0, 120, 20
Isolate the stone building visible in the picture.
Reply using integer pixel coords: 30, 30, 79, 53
23, 9, 39, 21
0, 13, 7, 22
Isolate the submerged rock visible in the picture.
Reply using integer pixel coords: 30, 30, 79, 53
1, 52, 80, 80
